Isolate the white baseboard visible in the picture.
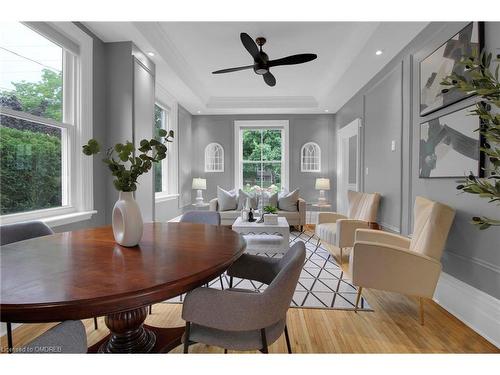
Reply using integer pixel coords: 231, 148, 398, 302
433, 272, 500, 348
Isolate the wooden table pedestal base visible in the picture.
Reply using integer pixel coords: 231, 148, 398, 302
87, 306, 184, 354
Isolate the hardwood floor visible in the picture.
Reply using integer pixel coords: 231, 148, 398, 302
2, 288, 497, 353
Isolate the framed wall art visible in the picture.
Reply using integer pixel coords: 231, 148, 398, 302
419, 22, 484, 116
419, 104, 483, 178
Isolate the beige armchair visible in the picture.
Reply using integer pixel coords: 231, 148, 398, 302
349, 196, 455, 325
315, 190, 381, 265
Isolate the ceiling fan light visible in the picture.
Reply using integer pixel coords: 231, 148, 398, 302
255, 68, 268, 75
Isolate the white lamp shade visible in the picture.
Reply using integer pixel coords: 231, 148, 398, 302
315, 178, 330, 190
192, 178, 207, 190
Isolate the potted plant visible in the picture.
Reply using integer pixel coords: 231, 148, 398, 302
262, 205, 278, 225
441, 51, 500, 229
82, 129, 174, 246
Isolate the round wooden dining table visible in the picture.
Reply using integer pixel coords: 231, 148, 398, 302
0, 222, 246, 353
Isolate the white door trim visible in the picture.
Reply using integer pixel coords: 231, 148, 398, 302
336, 118, 361, 215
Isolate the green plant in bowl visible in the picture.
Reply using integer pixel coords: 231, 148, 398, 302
263, 205, 277, 214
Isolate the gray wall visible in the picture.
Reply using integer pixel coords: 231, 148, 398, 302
178, 105, 194, 208
191, 114, 336, 206
335, 22, 500, 299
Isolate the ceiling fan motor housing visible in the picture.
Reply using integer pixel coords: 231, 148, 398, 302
254, 51, 269, 75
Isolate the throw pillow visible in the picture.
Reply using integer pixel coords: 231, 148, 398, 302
278, 189, 299, 211
237, 189, 258, 210
265, 191, 278, 208
217, 186, 238, 211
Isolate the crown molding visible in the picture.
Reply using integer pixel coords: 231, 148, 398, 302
133, 22, 209, 105
207, 96, 318, 109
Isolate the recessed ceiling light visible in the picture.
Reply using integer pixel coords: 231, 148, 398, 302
197, 110, 201, 114
375, 50, 383, 56
147, 52, 155, 57
324, 109, 329, 112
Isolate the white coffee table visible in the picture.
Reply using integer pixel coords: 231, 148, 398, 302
232, 216, 290, 254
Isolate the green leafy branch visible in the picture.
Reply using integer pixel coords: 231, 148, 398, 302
441, 50, 500, 229
82, 128, 174, 192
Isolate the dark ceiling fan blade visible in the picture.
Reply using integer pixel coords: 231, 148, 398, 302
240, 32, 259, 59
263, 72, 276, 87
268, 53, 317, 67
212, 65, 255, 74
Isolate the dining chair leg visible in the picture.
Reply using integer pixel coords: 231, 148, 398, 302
339, 247, 343, 267
219, 275, 224, 290
315, 238, 321, 251
183, 322, 191, 354
93, 317, 98, 330
355, 287, 363, 313
6, 322, 13, 353
149, 305, 152, 315
419, 297, 425, 326
284, 324, 292, 354
229, 276, 233, 288
260, 328, 268, 354
224, 349, 228, 354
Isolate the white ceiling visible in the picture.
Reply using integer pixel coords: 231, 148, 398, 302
85, 22, 428, 115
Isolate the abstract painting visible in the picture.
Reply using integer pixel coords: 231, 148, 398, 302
420, 22, 483, 116
419, 105, 481, 178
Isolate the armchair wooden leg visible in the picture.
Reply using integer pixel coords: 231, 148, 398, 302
149, 305, 152, 315
419, 297, 425, 326
93, 317, 98, 330
284, 324, 292, 354
183, 322, 191, 354
219, 275, 224, 290
6, 322, 13, 353
260, 328, 268, 354
355, 287, 363, 313
229, 276, 233, 288
224, 349, 228, 354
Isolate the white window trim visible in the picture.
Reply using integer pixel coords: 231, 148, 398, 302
205, 142, 225, 173
0, 22, 94, 226
154, 84, 178, 201
301, 141, 322, 172
234, 120, 289, 191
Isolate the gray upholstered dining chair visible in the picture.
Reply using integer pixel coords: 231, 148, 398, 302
0, 221, 97, 353
179, 210, 221, 226
19, 320, 87, 354
181, 241, 306, 354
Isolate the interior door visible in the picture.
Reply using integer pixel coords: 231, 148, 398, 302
337, 119, 361, 215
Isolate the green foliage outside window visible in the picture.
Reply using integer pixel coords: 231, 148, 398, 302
0, 68, 64, 215
242, 129, 283, 191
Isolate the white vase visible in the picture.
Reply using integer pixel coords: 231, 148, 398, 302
112, 191, 143, 247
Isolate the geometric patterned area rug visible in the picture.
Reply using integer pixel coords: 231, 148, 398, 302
164, 229, 372, 311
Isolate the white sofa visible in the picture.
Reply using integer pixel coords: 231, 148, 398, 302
209, 197, 306, 228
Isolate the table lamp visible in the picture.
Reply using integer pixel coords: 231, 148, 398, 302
315, 178, 330, 205
192, 178, 207, 206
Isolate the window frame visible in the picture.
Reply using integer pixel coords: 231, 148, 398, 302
204, 142, 224, 173
234, 120, 289, 191
0, 22, 95, 226
301, 142, 322, 172
154, 85, 179, 203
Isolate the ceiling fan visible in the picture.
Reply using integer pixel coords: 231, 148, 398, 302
212, 32, 318, 87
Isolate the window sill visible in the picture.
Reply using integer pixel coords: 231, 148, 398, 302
155, 193, 180, 203
42, 210, 98, 227
0, 209, 97, 228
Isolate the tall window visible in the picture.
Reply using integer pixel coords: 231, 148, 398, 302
235, 121, 289, 192
301, 142, 321, 172
154, 103, 169, 193
205, 143, 224, 172
0, 23, 74, 216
